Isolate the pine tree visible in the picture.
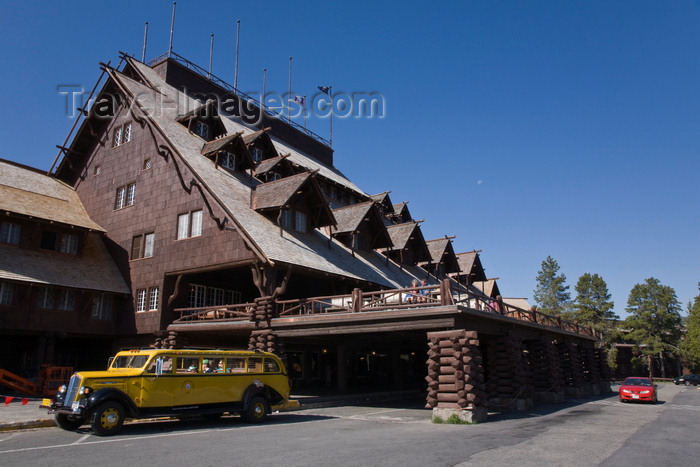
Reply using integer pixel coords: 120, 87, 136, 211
572, 273, 617, 330
680, 283, 700, 372
624, 277, 683, 379
533, 256, 570, 316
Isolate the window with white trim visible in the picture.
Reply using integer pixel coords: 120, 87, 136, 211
0, 222, 20, 245
194, 121, 209, 139
131, 232, 154, 260
220, 151, 236, 170
188, 284, 206, 308
189, 284, 240, 309
149, 287, 159, 311
91, 293, 114, 320
0, 282, 14, 306
115, 183, 136, 209
112, 122, 132, 147
177, 210, 203, 239
136, 289, 147, 312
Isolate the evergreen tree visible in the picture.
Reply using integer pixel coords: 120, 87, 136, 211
533, 256, 570, 315
572, 273, 618, 329
624, 277, 683, 379
680, 283, 700, 372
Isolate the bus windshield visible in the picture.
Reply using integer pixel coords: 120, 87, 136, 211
111, 354, 150, 369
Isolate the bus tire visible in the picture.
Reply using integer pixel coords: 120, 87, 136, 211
91, 401, 125, 436
241, 396, 269, 423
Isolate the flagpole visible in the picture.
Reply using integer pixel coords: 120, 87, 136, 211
168, 2, 176, 58
329, 85, 333, 147
288, 56, 293, 123
303, 95, 307, 129
234, 20, 240, 90
208, 33, 214, 79
261, 68, 266, 109
142, 22, 149, 62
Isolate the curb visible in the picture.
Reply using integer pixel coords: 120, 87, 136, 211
0, 419, 55, 432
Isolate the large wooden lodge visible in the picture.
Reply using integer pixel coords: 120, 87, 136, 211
0, 51, 610, 414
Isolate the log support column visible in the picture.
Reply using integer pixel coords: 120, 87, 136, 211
426, 330, 487, 423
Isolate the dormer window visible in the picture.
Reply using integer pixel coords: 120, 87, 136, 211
251, 147, 263, 163
194, 121, 209, 139
280, 209, 308, 233
268, 172, 281, 182
220, 151, 236, 170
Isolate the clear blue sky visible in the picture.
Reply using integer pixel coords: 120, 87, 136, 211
1, 0, 698, 316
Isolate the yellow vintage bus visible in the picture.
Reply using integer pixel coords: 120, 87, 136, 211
43, 348, 294, 436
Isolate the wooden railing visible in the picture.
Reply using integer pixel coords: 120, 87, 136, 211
172, 279, 597, 338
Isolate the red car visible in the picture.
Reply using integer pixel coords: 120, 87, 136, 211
619, 377, 657, 403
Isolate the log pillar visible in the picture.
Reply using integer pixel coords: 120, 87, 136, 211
426, 329, 487, 423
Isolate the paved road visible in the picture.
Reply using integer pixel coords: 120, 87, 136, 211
0, 384, 697, 466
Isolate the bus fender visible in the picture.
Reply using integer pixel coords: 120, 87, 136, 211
87, 388, 140, 418
242, 380, 268, 409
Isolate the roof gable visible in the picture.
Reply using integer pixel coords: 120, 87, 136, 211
331, 201, 393, 250
421, 237, 460, 274
201, 132, 254, 171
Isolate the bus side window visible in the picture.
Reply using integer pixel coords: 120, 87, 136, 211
226, 357, 246, 373
248, 357, 263, 373
263, 358, 280, 373
178, 357, 200, 373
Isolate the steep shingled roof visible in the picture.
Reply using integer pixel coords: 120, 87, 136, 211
0, 159, 104, 231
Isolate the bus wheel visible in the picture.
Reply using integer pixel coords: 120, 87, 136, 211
242, 396, 269, 423
55, 413, 85, 431
91, 402, 125, 436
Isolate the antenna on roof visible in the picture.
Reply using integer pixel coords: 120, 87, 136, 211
168, 2, 177, 58
142, 22, 149, 62
208, 33, 214, 79
234, 20, 240, 90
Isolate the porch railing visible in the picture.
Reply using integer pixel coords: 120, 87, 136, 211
172, 279, 597, 338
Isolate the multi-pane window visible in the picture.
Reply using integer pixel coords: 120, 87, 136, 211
115, 183, 136, 209
136, 289, 147, 312
0, 222, 20, 245
194, 121, 209, 139
250, 147, 263, 163
280, 209, 308, 233
92, 293, 114, 320
143, 158, 151, 170
0, 282, 14, 305
177, 210, 203, 239
59, 233, 79, 254
36, 287, 75, 311
149, 287, 159, 311
113, 122, 132, 147
131, 232, 154, 260
188, 284, 206, 308
188, 284, 240, 309
220, 151, 236, 170
40, 231, 78, 255
93, 165, 101, 176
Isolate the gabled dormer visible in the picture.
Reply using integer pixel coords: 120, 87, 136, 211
252, 172, 335, 233
420, 237, 460, 277
254, 153, 297, 183
242, 129, 278, 165
176, 99, 226, 141
450, 250, 487, 286
391, 202, 413, 224
330, 201, 393, 251
201, 132, 254, 173
473, 278, 501, 299
380, 222, 430, 266
370, 191, 396, 225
